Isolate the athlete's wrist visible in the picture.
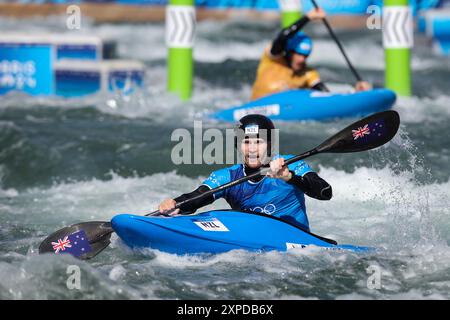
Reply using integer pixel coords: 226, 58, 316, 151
281, 171, 293, 182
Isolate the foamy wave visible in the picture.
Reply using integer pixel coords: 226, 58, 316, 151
2, 166, 449, 299
395, 94, 450, 124
309, 165, 449, 248
20, 171, 203, 223
16, 165, 449, 247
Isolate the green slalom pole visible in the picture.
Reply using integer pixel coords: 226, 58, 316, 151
383, 0, 413, 96
278, 0, 303, 28
166, 0, 195, 100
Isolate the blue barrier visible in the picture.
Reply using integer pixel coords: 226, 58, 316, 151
0, 34, 144, 97
0, 43, 53, 96
434, 39, 450, 55
418, 8, 450, 56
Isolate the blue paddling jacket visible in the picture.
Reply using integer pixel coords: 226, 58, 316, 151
174, 155, 332, 232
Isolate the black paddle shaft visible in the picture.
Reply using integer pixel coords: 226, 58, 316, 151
310, 0, 363, 82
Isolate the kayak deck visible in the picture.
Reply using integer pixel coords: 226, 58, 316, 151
210, 89, 396, 122
111, 210, 374, 255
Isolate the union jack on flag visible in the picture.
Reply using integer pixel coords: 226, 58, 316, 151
51, 230, 92, 257
352, 124, 371, 140
52, 236, 72, 254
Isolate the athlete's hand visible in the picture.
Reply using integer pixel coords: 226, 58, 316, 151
355, 81, 372, 91
267, 158, 292, 182
307, 7, 326, 21
158, 199, 180, 216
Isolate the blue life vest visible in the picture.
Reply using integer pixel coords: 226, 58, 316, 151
202, 154, 313, 231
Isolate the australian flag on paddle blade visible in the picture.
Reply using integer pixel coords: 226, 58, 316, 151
351, 119, 387, 145
51, 230, 92, 257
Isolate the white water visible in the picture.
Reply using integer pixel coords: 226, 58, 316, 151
1, 16, 449, 300
2, 164, 448, 249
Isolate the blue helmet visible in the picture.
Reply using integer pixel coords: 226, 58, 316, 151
285, 32, 313, 57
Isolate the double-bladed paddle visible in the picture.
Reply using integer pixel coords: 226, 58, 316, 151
38, 110, 400, 260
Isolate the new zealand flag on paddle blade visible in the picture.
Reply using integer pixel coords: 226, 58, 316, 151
52, 230, 92, 257
352, 119, 387, 145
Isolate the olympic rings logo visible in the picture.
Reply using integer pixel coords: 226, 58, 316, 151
250, 204, 276, 215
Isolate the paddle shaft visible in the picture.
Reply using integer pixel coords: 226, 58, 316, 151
145, 148, 319, 216
310, 0, 363, 82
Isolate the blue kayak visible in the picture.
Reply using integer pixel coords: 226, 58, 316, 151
210, 89, 396, 122
111, 210, 373, 254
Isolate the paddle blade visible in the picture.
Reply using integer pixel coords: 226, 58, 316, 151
316, 110, 400, 153
38, 221, 113, 260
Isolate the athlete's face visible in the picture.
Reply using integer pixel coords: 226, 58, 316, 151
240, 138, 268, 168
290, 53, 307, 72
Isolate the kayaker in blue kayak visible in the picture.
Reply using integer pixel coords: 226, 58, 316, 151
251, 7, 372, 100
159, 114, 332, 232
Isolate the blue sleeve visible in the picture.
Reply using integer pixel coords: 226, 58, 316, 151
275, 154, 314, 177
289, 160, 314, 177
201, 168, 232, 199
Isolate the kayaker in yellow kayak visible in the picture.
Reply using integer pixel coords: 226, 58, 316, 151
251, 7, 372, 100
